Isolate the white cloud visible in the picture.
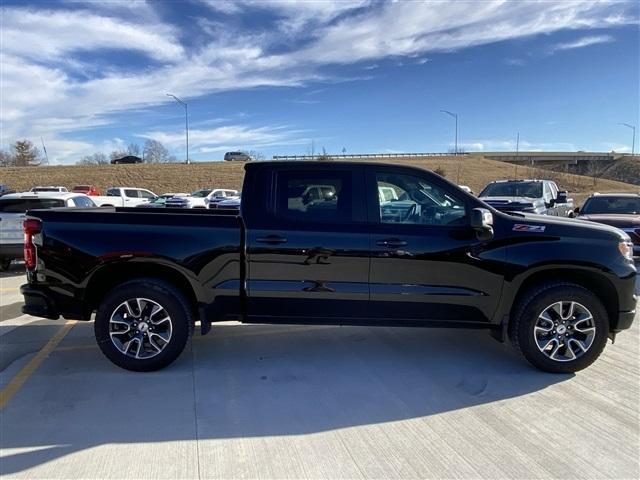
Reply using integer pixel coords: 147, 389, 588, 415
2, 0, 637, 163
139, 124, 308, 153
459, 140, 578, 152
551, 34, 614, 52
2, 8, 183, 62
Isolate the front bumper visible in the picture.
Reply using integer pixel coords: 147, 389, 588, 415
0, 243, 22, 260
21, 283, 60, 319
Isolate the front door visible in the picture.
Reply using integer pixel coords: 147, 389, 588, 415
367, 166, 505, 325
246, 165, 370, 323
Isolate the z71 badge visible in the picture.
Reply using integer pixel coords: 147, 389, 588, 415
513, 224, 546, 233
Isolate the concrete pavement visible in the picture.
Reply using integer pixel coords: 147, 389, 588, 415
1, 264, 638, 479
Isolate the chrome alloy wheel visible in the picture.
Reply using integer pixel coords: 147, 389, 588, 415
534, 301, 596, 362
109, 298, 172, 359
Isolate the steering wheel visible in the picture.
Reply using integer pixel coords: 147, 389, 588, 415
403, 203, 417, 222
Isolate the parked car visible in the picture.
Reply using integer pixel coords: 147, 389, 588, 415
224, 151, 252, 161
21, 162, 636, 373
136, 193, 189, 208
576, 193, 640, 256
479, 179, 574, 216
0, 192, 95, 270
92, 187, 157, 207
165, 188, 238, 209
111, 155, 143, 164
0, 184, 16, 197
208, 196, 241, 210
30, 186, 68, 193
72, 185, 100, 196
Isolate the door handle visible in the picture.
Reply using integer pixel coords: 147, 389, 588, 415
256, 235, 288, 244
376, 238, 407, 248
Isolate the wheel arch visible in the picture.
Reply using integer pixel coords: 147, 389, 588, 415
83, 261, 200, 320
508, 267, 619, 332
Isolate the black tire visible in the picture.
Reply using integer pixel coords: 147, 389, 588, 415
510, 282, 609, 373
0, 259, 11, 271
94, 278, 194, 371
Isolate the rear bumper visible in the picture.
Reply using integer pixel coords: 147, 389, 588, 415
0, 243, 22, 260
21, 283, 90, 320
21, 284, 60, 319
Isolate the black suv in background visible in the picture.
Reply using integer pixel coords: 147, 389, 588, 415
479, 179, 574, 216
577, 193, 640, 256
224, 151, 252, 161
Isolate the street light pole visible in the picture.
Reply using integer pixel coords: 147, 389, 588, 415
619, 123, 636, 156
440, 110, 458, 155
166, 93, 189, 164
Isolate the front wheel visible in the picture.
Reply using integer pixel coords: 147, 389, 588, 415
510, 282, 609, 373
94, 279, 193, 371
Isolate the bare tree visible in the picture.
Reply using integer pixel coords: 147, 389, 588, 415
247, 150, 265, 161
12, 139, 41, 166
143, 139, 176, 163
0, 150, 15, 167
109, 149, 128, 161
77, 152, 108, 165
127, 142, 141, 157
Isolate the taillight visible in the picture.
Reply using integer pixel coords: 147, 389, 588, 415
23, 218, 42, 270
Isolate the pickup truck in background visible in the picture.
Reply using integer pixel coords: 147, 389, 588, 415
0, 192, 95, 270
479, 179, 575, 217
21, 162, 636, 373
92, 187, 157, 207
165, 188, 239, 209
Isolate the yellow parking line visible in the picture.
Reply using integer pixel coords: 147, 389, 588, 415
0, 320, 76, 410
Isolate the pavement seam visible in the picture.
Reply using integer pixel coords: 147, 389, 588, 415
0, 320, 76, 410
191, 340, 203, 480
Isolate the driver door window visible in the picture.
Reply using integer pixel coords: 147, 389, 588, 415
375, 173, 467, 226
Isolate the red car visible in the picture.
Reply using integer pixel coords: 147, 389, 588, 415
72, 185, 100, 196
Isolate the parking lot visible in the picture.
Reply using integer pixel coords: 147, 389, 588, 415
1, 264, 638, 479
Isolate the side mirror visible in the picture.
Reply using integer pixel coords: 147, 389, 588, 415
470, 208, 494, 239
573, 206, 580, 214
546, 198, 556, 208
556, 191, 568, 204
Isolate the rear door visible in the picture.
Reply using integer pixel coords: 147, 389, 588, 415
367, 166, 505, 325
246, 164, 370, 322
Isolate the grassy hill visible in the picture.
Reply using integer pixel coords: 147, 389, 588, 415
1, 155, 637, 205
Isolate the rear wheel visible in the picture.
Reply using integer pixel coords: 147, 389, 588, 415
510, 282, 609, 373
94, 279, 193, 371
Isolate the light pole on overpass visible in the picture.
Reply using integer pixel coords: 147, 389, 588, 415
166, 93, 189, 164
618, 123, 636, 156
440, 110, 458, 155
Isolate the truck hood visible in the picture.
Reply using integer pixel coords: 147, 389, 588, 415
505, 211, 631, 242
480, 196, 544, 211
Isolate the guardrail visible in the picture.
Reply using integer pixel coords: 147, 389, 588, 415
272, 152, 469, 160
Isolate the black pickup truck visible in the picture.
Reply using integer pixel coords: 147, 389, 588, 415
21, 162, 636, 373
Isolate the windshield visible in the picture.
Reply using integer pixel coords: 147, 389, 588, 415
191, 189, 212, 198
0, 198, 65, 212
480, 182, 543, 198
581, 196, 640, 215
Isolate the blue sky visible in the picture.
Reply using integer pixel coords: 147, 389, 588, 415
1, 0, 638, 164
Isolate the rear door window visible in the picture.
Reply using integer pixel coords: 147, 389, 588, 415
124, 189, 140, 198
72, 196, 96, 207
275, 171, 353, 224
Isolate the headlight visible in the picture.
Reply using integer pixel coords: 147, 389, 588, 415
619, 241, 634, 261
